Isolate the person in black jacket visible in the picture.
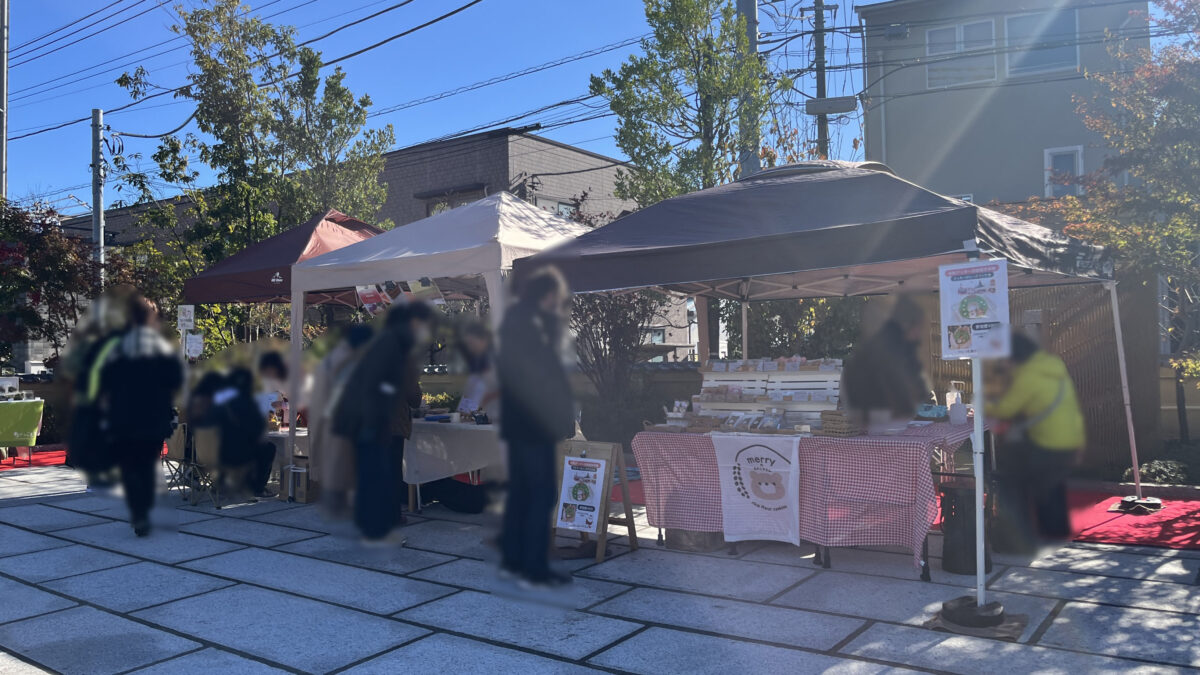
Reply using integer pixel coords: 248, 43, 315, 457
98, 294, 182, 537
214, 368, 277, 499
497, 266, 576, 587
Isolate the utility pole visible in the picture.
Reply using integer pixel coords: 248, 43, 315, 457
736, 0, 760, 177
814, 0, 830, 158
1, 0, 8, 199
91, 109, 105, 283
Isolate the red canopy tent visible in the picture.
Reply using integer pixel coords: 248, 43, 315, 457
183, 209, 382, 305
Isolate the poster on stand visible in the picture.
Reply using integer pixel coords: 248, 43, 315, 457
555, 455, 608, 533
177, 305, 195, 331
938, 260, 1011, 360
184, 333, 204, 359
714, 434, 801, 545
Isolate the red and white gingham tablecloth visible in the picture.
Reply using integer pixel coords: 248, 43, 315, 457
631, 423, 976, 565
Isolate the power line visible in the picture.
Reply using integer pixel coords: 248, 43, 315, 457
12, 0, 131, 52
12, 0, 165, 68
11, 0, 488, 142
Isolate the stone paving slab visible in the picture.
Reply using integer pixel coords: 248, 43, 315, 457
771, 571, 1057, 643
842, 620, 1182, 674
53, 521, 243, 564
134, 585, 428, 673
180, 517, 320, 547
343, 633, 601, 674
0, 577, 76, 625
993, 567, 1200, 613
0, 524, 72, 559
0, 606, 199, 675
1039, 602, 1200, 668
1028, 547, 1200, 584
0, 505, 110, 532
399, 590, 642, 660
278, 535, 455, 575
1068, 542, 1200, 560
88, 504, 218, 527
411, 558, 630, 609
591, 587, 865, 651
398, 519, 497, 559
589, 626, 912, 674
41, 494, 124, 513
745, 544, 977, 587
0, 651, 51, 673
248, 505, 361, 534
182, 547, 455, 614
581, 548, 814, 602
45, 562, 234, 613
0, 545, 135, 584
128, 647, 290, 674
180, 499, 300, 518
0, 482, 84, 501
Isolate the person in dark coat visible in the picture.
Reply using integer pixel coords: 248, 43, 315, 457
842, 295, 931, 423
497, 267, 576, 587
97, 294, 182, 537
333, 302, 431, 542
214, 368, 277, 499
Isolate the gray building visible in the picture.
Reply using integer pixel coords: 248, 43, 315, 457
856, 0, 1149, 204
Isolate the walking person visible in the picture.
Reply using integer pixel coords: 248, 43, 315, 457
310, 324, 374, 519
497, 267, 576, 588
333, 302, 430, 542
988, 332, 1085, 552
97, 294, 183, 536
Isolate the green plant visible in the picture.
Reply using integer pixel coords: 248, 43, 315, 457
421, 391, 461, 410
1124, 459, 1189, 485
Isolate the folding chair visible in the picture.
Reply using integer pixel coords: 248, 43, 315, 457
190, 427, 225, 508
163, 423, 189, 495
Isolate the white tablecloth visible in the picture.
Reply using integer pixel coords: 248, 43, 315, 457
267, 429, 308, 476
404, 421, 506, 484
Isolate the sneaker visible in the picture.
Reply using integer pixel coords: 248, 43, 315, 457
133, 519, 151, 537
255, 489, 278, 500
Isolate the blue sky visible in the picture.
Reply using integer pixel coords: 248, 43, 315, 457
9, 0, 866, 217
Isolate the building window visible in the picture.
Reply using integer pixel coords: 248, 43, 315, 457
926, 20, 996, 89
535, 197, 578, 218
1044, 146, 1082, 198
648, 328, 666, 344
424, 190, 485, 216
951, 194, 974, 203
1006, 11, 1078, 76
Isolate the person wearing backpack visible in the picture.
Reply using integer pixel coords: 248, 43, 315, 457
987, 332, 1085, 552
97, 294, 183, 537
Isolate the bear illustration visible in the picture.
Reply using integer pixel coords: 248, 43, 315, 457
749, 469, 786, 501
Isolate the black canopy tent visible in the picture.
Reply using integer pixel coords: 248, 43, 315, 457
517, 162, 1113, 298
518, 160, 1144, 613
516, 159, 1141, 492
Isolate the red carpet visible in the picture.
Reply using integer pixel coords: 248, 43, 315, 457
0, 449, 67, 472
1070, 490, 1200, 550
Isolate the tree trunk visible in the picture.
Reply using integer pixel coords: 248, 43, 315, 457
1176, 365, 1190, 443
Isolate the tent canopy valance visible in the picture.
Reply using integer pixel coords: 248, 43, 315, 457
183, 209, 382, 305
515, 161, 1113, 299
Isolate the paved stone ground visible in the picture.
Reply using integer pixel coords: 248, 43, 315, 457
0, 463, 1198, 674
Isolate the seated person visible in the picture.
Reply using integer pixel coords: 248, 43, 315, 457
186, 370, 229, 462
255, 351, 289, 421
456, 320, 499, 419
214, 368, 277, 499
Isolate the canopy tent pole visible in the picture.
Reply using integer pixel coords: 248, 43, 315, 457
287, 290, 304, 458
740, 279, 750, 359
482, 269, 506, 337
1108, 281, 1143, 500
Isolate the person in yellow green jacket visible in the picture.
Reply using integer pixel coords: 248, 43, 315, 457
986, 332, 1084, 551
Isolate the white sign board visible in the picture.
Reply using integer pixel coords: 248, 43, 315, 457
555, 455, 608, 533
184, 333, 204, 359
177, 304, 195, 331
939, 260, 1010, 360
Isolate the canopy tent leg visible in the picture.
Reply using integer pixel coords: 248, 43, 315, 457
741, 301, 749, 359
482, 269, 506, 337
971, 357, 986, 607
287, 291, 304, 459
1108, 281, 1160, 511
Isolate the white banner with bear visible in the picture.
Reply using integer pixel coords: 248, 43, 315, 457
713, 434, 802, 546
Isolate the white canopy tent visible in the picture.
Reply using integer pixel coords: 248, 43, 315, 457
285, 191, 590, 434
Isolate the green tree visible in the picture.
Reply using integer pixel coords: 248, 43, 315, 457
1047, 1, 1200, 436
590, 0, 772, 206
720, 297, 865, 360
275, 48, 396, 229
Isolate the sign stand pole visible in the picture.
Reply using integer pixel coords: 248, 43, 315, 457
971, 356, 986, 607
